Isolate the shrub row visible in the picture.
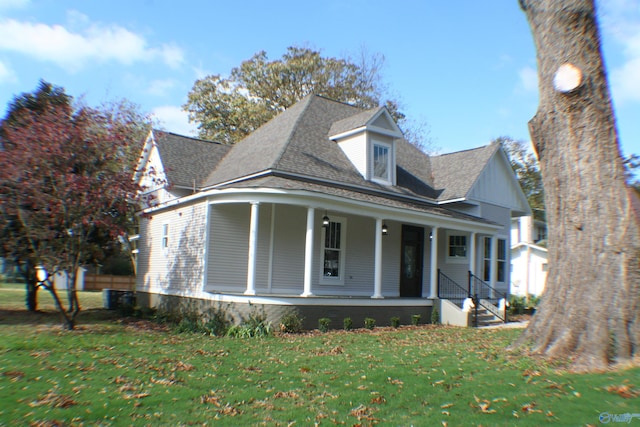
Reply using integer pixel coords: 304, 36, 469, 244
129, 305, 442, 338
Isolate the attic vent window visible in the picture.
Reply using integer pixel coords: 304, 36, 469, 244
373, 142, 391, 182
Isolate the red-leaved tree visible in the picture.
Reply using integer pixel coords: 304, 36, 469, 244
0, 86, 148, 329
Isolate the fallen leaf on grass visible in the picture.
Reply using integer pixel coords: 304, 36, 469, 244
273, 391, 300, 399
607, 384, 640, 399
122, 393, 150, 400
441, 403, 454, 409
521, 402, 542, 413
173, 361, 195, 371
200, 392, 221, 406
29, 390, 77, 409
350, 404, 377, 421
217, 403, 242, 416
150, 377, 178, 386
370, 396, 386, 404
3, 370, 25, 381
473, 396, 496, 414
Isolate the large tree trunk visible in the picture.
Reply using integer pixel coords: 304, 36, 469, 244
515, 0, 640, 371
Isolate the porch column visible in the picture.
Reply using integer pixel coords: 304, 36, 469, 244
245, 202, 260, 295
490, 235, 498, 297
301, 207, 315, 297
429, 227, 439, 298
372, 218, 383, 299
469, 232, 477, 276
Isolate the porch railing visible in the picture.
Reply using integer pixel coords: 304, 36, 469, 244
437, 269, 469, 307
468, 272, 507, 322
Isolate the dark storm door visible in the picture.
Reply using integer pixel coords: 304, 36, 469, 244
400, 225, 424, 297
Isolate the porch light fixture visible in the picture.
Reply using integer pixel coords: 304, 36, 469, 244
429, 231, 433, 241
322, 211, 330, 228
382, 223, 388, 235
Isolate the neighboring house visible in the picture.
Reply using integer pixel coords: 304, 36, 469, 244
134, 95, 530, 328
510, 216, 548, 297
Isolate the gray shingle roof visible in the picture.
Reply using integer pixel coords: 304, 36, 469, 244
217, 174, 496, 225
201, 94, 441, 200
328, 107, 382, 137
430, 143, 500, 201
153, 95, 499, 211
153, 130, 231, 188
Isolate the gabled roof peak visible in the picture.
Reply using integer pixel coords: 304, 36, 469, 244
328, 106, 402, 140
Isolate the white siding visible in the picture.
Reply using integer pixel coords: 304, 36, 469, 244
136, 201, 208, 293
438, 228, 470, 287
478, 202, 511, 294
337, 133, 368, 179
271, 205, 306, 293
206, 204, 250, 292
511, 245, 548, 297
468, 153, 529, 213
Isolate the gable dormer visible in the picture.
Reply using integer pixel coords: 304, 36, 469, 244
328, 107, 403, 186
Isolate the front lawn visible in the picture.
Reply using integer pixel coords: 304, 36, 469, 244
0, 285, 637, 426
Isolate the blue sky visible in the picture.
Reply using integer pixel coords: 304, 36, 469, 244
0, 0, 638, 158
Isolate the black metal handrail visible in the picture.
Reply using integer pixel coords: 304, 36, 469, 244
437, 269, 470, 306
468, 271, 507, 322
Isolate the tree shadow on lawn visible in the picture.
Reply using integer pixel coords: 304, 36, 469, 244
0, 307, 121, 327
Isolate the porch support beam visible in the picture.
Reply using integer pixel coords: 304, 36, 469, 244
245, 201, 260, 295
490, 235, 498, 298
429, 226, 439, 298
301, 207, 315, 297
469, 232, 477, 276
372, 218, 384, 299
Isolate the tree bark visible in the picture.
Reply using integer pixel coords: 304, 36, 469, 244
21, 262, 39, 312
515, 0, 640, 371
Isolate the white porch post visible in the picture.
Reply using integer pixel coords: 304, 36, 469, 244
372, 218, 384, 299
429, 226, 439, 298
301, 207, 315, 297
490, 235, 498, 297
469, 232, 477, 276
245, 202, 260, 295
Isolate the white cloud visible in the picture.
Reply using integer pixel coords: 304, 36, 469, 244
599, 0, 640, 103
147, 79, 177, 96
0, 17, 185, 72
152, 105, 197, 136
518, 66, 538, 92
0, 59, 15, 83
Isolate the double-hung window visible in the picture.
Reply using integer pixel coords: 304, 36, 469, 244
321, 218, 346, 284
497, 238, 506, 282
162, 223, 169, 251
483, 237, 492, 281
372, 141, 392, 183
447, 234, 467, 263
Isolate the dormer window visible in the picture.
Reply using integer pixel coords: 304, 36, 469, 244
329, 107, 403, 187
372, 141, 392, 183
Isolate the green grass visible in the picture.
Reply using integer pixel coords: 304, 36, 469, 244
1, 283, 639, 426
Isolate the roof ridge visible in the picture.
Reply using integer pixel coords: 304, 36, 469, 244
433, 141, 498, 158
154, 129, 226, 146
272, 95, 320, 170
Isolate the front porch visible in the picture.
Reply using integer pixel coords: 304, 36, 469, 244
203, 196, 507, 302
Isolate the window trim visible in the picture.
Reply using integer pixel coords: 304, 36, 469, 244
446, 232, 468, 264
497, 237, 507, 283
483, 237, 492, 281
320, 216, 347, 285
161, 222, 169, 253
370, 139, 393, 185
